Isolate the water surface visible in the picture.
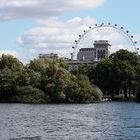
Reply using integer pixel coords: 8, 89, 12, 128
0, 102, 140, 140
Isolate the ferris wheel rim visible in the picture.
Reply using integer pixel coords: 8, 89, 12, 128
72, 23, 138, 59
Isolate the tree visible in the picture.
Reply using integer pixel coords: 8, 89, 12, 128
0, 54, 29, 102
71, 64, 95, 79
110, 50, 138, 99
0, 54, 24, 71
29, 58, 71, 103
93, 49, 138, 99
15, 86, 46, 104
110, 49, 138, 66
0, 68, 17, 102
93, 59, 115, 97
0, 54, 103, 103
64, 73, 102, 103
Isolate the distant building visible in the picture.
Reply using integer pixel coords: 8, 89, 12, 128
38, 40, 111, 70
39, 53, 63, 59
94, 40, 111, 60
66, 40, 111, 70
77, 48, 95, 61
77, 40, 111, 61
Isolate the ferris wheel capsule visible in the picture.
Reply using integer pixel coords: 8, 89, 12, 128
101, 23, 104, 26
71, 23, 138, 59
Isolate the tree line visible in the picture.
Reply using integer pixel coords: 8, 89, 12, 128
0, 49, 140, 104
71, 49, 140, 102
0, 54, 102, 103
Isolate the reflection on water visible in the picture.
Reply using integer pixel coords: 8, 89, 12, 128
0, 102, 140, 140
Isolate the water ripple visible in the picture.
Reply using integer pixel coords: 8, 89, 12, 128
0, 102, 140, 140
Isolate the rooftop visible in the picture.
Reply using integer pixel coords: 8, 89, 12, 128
80, 48, 95, 51
94, 40, 111, 46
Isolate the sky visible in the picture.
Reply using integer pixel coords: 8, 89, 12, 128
0, 0, 140, 63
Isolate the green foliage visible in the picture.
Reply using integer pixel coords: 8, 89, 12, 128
92, 85, 103, 101
56, 58, 69, 70
64, 74, 101, 103
0, 54, 24, 71
28, 58, 101, 103
15, 86, 46, 104
27, 69, 41, 88
0, 54, 24, 102
70, 49, 139, 101
110, 49, 138, 66
71, 64, 95, 77
29, 58, 48, 73
45, 68, 67, 103
93, 50, 138, 99
0, 68, 17, 102
0, 53, 122, 104
93, 59, 114, 92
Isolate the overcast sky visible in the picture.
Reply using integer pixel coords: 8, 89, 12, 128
0, 0, 140, 63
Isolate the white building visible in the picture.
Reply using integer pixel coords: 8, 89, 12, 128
39, 53, 63, 59
77, 40, 111, 61
77, 48, 96, 61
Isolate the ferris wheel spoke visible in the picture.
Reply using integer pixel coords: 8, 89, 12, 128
71, 23, 138, 60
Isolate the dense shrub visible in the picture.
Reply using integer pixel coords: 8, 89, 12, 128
92, 85, 103, 101
0, 54, 104, 103
15, 86, 46, 104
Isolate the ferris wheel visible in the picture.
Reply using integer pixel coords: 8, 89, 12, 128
71, 23, 138, 60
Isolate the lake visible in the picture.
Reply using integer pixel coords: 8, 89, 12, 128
0, 102, 140, 140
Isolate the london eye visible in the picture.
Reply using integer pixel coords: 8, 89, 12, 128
71, 23, 138, 60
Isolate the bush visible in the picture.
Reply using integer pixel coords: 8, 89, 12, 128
64, 74, 98, 103
15, 86, 46, 104
92, 85, 103, 101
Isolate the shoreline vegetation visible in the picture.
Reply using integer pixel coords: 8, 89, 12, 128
0, 49, 140, 104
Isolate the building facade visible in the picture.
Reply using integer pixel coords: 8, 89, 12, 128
77, 40, 111, 61
77, 48, 95, 61
38, 40, 111, 70
39, 53, 63, 59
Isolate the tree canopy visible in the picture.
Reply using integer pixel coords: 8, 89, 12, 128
71, 49, 140, 101
0, 54, 102, 103
1, 49, 140, 103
